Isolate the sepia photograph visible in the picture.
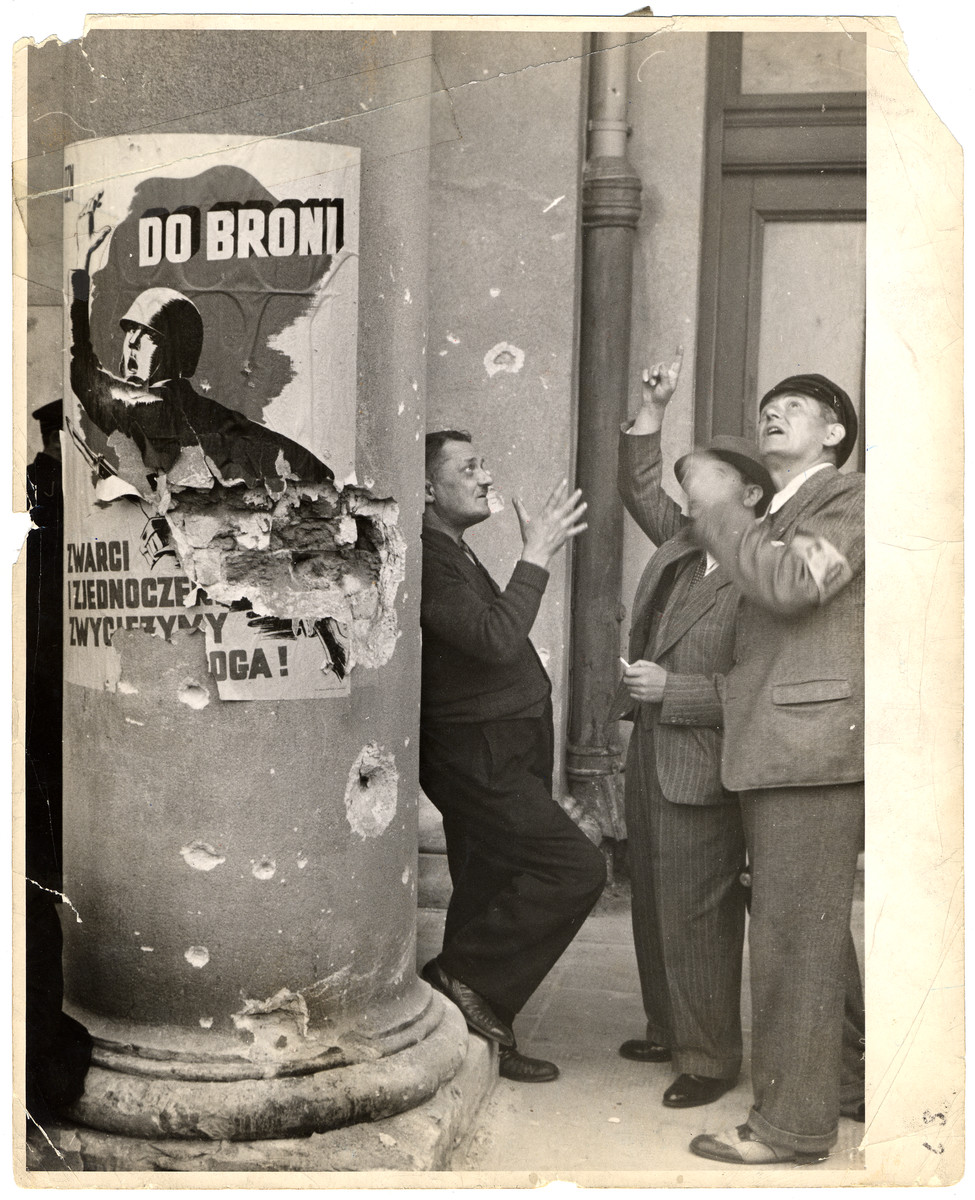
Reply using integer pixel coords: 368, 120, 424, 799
11, 8, 963, 1187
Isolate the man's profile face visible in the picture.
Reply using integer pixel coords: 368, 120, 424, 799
426, 439, 494, 531
121, 322, 163, 387
682, 453, 753, 519
758, 392, 842, 465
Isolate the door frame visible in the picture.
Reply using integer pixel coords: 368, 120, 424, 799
695, 32, 867, 465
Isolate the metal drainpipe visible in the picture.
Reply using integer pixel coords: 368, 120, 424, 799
566, 33, 642, 847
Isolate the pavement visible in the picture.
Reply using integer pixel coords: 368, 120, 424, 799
417, 870, 866, 1181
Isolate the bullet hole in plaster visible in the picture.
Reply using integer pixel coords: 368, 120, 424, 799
401, 867, 410, 885
252, 857, 277, 881
178, 682, 210, 709
118, 680, 138, 695
404, 736, 410, 747
125, 717, 145, 726
233, 988, 309, 1053
446, 333, 460, 344
185, 946, 210, 968
398, 402, 405, 415
438, 349, 448, 357
180, 841, 226, 872
489, 287, 501, 298
487, 487, 505, 515
403, 289, 412, 305
199, 1017, 214, 1029
297, 855, 308, 869
537, 647, 551, 671
379, 1132, 398, 1149
270, 768, 275, 775
140, 946, 154, 953
485, 342, 525, 377
344, 743, 398, 838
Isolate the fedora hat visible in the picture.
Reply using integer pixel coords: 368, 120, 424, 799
675, 435, 775, 516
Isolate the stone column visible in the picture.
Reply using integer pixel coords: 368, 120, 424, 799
23, 28, 472, 1169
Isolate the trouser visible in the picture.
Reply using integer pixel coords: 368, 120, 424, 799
742, 782, 865, 1154
419, 705, 607, 1018
25, 884, 92, 1123
624, 718, 747, 1079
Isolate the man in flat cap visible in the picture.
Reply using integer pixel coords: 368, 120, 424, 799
688, 373, 864, 1165
611, 349, 773, 1111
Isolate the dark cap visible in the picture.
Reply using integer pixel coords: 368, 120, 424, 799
675, 434, 775, 517
32, 399, 63, 437
759, 373, 858, 467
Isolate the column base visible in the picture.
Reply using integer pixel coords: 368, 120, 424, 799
26, 1011, 496, 1174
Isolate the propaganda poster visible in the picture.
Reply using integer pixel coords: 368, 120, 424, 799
62, 136, 360, 699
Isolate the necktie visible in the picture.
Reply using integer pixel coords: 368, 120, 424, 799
690, 552, 707, 588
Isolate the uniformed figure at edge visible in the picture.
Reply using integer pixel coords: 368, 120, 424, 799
419, 432, 607, 1083
25, 400, 93, 1132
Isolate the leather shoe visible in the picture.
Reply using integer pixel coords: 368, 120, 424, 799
663, 1072, 736, 1108
619, 1038, 671, 1063
421, 960, 515, 1048
690, 1124, 828, 1165
499, 1047, 560, 1083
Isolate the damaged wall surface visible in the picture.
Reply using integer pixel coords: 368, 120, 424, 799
425, 32, 588, 793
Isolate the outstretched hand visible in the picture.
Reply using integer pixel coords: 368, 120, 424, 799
641, 345, 684, 410
514, 479, 588, 570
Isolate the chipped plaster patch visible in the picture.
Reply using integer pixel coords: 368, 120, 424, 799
161, 482, 405, 671
344, 743, 398, 838
177, 681, 210, 709
233, 987, 309, 1054
184, 946, 210, 968
251, 857, 277, 881
180, 841, 226, 871
484, 341, 525, 377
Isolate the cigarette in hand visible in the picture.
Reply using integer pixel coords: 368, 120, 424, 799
619, 657, 631, 669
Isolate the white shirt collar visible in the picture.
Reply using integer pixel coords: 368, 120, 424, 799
767, 462, 834, 515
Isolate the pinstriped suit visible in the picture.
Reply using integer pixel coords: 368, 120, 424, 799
610, 427, 747, 1079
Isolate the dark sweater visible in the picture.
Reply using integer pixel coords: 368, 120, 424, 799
420, 527, 551, 724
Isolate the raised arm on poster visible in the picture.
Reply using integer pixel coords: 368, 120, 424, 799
69, 197, 334, 496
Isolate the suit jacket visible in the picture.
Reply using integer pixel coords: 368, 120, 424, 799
420, 527, 551, 725
611, 428, 740, 806
697, 466, 864, 792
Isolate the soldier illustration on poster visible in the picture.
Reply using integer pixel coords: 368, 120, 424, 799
63, 137, 361, 699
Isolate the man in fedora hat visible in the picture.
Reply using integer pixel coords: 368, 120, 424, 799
611, 348, 773, 1110
688, 373, 864, 1165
